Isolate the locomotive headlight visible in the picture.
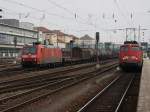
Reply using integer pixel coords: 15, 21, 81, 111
131, 56, 138, 60
122, 56, 129, 60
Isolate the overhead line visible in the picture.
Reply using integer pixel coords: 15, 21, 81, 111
113, 0, 132, 26
2, 0, 74, 20
2, 0, 100, 29
46, 0, 101, 29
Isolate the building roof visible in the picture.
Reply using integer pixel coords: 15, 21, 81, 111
35, 27, 66, 36
34, 27, 53, 33
0, 23, 37, 33
69, 35, 79, 40
52, 30, 66, 36
34, 26, 79, 40
80, 35, 94, 40
57, 38, 66, 43
61, 34, 79, 40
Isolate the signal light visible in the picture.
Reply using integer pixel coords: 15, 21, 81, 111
0, 9, 2, 18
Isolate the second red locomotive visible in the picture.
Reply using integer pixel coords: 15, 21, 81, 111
119, 41, 143, 70
21, 43, 62, 67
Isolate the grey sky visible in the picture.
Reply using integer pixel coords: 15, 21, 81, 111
0, 0, 150, 43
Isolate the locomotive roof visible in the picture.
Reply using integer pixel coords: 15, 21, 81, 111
121, 41, 141, 47
124, 41, 138, 44
121, 44, 140, 47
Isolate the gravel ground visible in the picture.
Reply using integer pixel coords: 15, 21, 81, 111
11, 67, 121, 112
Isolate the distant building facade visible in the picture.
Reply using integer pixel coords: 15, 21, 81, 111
0, 22, 38, 58
0, 19, 19, 27
79, 34, 95, 48
20, 22, 34, 30
35, 27, 76, 48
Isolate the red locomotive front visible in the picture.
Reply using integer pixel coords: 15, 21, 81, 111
21, 45, 37, 66
119, 41, 143, 69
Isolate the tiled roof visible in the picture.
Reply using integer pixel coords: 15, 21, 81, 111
34, 27, 79, 40
34, 27, 53, 33
80, 35, 94, 40
57, 38, 65, 43
69, 35, 79, 40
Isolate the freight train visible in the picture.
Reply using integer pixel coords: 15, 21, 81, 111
21, 42, 119, 67
119, 41, 143, 70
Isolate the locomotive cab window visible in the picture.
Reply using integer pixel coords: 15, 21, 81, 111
131, 47, 140, 51
120, 46, 128, 52
23, 47, 36, 54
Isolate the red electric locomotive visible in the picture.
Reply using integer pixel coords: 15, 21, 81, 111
21, 43, 62, 67
119, 41, 143, 70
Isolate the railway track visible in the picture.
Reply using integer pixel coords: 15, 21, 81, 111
0, 60, 117, 93
0, 59, 115, 79
0, 62, 95, 81
0, 64, 16, 68
0, 61, 117, 94
77, 72, 137, 112
118, 71, 141, 112
0, 61, 118, 112
0, 64, 20, 72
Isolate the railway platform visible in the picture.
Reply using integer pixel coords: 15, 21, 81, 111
137, 59, 150, 112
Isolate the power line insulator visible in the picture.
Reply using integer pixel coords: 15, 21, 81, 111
75, 13, 77, 19
131, 13, 133, 19
143, 32, 144, 36
112, 13, 115, 19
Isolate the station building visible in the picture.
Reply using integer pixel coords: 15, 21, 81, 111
0, 19, 38, 59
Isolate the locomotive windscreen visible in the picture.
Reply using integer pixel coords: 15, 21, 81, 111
120, 46, 128, 52
23, 47, 36, 54
124, 41, 138, 44
131, 47, 140, 51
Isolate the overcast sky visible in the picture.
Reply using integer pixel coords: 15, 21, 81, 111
0, 0, 150, 43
